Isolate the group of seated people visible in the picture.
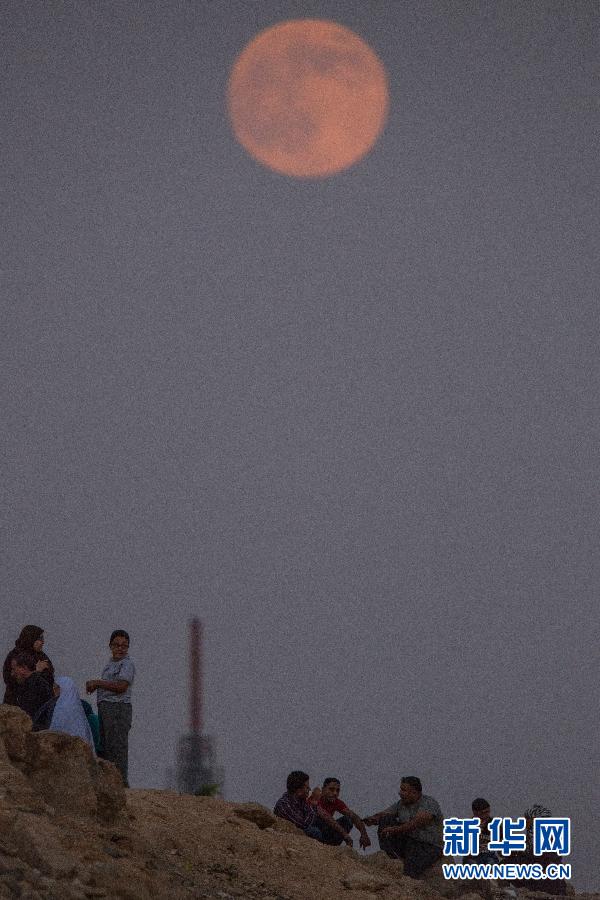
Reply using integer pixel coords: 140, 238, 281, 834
274, 771, 444, 878
274, 771, 567, 893
2, 625, 101, 751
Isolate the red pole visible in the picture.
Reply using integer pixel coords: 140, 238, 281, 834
190, 618, 202, 734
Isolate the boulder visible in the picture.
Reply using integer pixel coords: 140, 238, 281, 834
0, 704, 31, 766
7, 811, 78, 878
23, 731, 126, 821
94, 758, 127, 821
0, 706, 126, 822
271, 816, 299, 835
25, 730, 99, 816
231, 802, 277, 829
0, 708, 46, 814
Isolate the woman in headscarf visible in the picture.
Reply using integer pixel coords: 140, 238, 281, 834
2, 625, 55, 704
41, 676, 95, 751
512, 805, 567, 896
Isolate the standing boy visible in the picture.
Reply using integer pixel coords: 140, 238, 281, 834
86, 630, 135, 786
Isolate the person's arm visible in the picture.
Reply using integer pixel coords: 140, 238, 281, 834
87, 658, 134, 695
274, 800, 296, 823
3, 652, 15, 686
363, 803, 397, 826
85, 678, 129, 694
32, 697, 56, 731
380, 810, 434, 838
346, 808, 372, 849
314, 807, 353, 846
19, 676, 52, 720
36, 653, 55, 682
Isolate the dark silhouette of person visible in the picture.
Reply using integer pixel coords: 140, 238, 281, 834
10, 651, 53, 720
3, 625, 54, 705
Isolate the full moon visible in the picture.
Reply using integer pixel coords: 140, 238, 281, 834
227, 19, 389, 178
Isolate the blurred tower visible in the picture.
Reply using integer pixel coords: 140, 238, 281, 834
174, 618, 224, 796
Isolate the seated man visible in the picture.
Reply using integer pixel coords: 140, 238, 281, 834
364, 776, 443, 877
468, 797, 517, 900
470, 797, 498, 863
11, 652, 53, 720
310, 777, 371, 849
274, 770, 324, 841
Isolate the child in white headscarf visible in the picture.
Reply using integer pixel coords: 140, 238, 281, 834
49, 676, 95, 752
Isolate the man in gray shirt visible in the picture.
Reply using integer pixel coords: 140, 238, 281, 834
86, 630, 135, 787
364, 776, 443, 877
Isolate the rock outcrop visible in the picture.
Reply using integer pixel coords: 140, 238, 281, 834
0, 705, 597, 900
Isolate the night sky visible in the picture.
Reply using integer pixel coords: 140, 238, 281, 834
3, 1, 598, 890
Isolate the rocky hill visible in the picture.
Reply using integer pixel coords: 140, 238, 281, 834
0, 706, 596, 900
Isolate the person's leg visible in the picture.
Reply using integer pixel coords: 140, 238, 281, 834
319, 823, 343, 845
401, 837, 443, 878
118, 702, 132, 786
377, 816, 407, 860
336, 814, 353, 833
98, 702, 132, 786
319, 815, 353, 846
477, 851, 500, 864
304, 825, 324, 841
97, 703, 106, 758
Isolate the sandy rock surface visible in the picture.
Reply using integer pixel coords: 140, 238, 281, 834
0, 706, 597, 900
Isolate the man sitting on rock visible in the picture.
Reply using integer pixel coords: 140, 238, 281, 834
469, 797, 498, 863
468, 798, 517, 900
274, 770, 354, 845
309, 777, 371, 849
10, 652, 53, 720
364, 776, 444, 877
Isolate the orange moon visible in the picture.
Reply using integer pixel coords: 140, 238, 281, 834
227, 19, 389, 178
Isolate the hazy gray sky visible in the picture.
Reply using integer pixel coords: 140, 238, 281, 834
3, 0, 598, 890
